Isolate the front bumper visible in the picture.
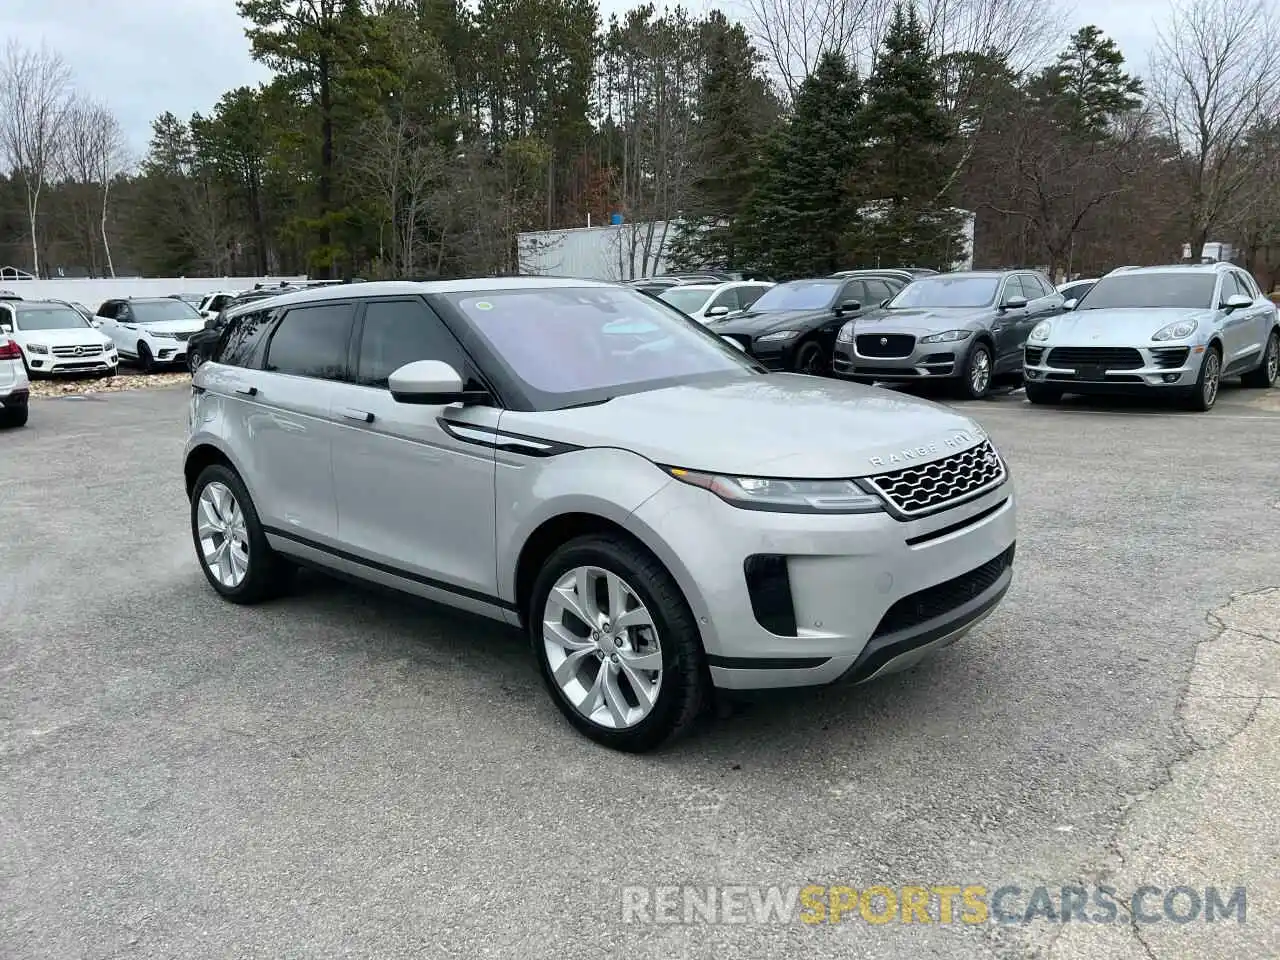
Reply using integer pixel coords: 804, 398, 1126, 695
832, 335, 969, 380
147, 342, 188, 365
24, 351, 118, 375
714, 332, 799, 371
1023, 343, 1201, 390
629, 475, 1017, 691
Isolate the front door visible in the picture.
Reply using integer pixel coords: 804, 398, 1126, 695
991, 277, 1029, 371
327, 297, 500, 601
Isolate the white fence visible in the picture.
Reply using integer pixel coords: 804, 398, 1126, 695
0, 274, 309, 309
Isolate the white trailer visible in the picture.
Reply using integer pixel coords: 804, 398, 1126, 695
0, 271, 309, 309
518, 221, 680, 281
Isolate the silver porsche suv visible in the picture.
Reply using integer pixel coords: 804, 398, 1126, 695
184, 279, 1016, 751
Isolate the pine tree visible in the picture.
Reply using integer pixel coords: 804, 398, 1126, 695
667, 13, 777, 271
1031, 26, 1144, 136
735, 51, 865, 279
860, 1, 965, 270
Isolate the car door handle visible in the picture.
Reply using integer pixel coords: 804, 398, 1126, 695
341, 407, 374, 423
235, 386, 257, 397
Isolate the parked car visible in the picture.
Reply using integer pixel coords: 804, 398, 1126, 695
709, 275, 907, 373
657, 281, 775, 323
94, 297, 206, 371
1024, 262, 1279, 411
0, 334, 30, 427
1057, 278, 1098, 305
184, 278, 1017, 751
48, 299, 97, 324
829, 268, 920, 288
0, 299, 118, 378
196, 290, 240, 319
186, 287, 306, 372
832, 270, 1064, 399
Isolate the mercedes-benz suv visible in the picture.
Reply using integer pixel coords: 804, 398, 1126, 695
184, 279, 1017, 751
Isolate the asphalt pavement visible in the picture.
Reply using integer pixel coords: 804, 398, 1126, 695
2, 382, 1278, 959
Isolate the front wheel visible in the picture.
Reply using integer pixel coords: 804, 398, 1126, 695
188, 350, 204, 374
190, 464, 293, 603
956, 343, 993, 399
529, 535, 707, 752
1184, 346, 1221, 411
1024, 382, 1063, 405
137, 341, 154, 373
793, 340, 828, 376
1241, 330, 1278, 388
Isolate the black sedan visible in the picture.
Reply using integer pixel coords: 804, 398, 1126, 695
707, 275, 905, 374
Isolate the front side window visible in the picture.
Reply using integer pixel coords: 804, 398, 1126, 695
659, 287, 715, 315
264, 303, 355, 380
1078, 274, 1216, 310
750, 280, 841, 312
97, 302, 119, 319
355, 299, 477, 389
13, 305, 92, 331
440, 286, 758, 408
1226, 273, 1254, 301
888, 277, 1000, 309
709, 289, 740, 311
739, 285, 769, 308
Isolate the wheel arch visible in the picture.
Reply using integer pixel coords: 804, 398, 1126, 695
184, 440, 252, 502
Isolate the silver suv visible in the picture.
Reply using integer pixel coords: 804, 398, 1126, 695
184, 279, 1017, 751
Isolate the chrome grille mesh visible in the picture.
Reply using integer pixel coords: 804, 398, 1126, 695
51, 344, 103, 357
864, 441, 1005, 516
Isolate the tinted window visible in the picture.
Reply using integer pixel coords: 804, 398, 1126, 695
863, 279, 893, 303
356, 300, 474, 389
1079, 274, 1216, 310
442, 286, 756, 407
264, 303, 355, 380
1226, 273, 1253, 300
710, 289, 740, 310
97, 301, 118, 318
217, 309, 276, 367
889, 277, 1000, 308
838, 280, 867, 307
750, 280, 841, 311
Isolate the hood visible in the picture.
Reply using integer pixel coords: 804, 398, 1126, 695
500, 374, 988, 478
1041, 308, 1211, 346
711, 308, 831, 336
134, 318, 206, 335
13, 326, 112, 348
851, 306, 994, 334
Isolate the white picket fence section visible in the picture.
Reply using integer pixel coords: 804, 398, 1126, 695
0, 273, 309, 309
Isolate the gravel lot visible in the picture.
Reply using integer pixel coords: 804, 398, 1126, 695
3, 381, 1278, 958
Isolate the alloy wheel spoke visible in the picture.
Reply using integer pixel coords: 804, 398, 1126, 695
575, 567, 601, 624
543, 619, 594, 654
600, 663, 631, 727
613, 606, 653, 632
552, 646, 596, 687
552, 581, 593, 630
604, 572, 629, 623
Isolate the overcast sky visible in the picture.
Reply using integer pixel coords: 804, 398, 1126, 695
3, 0, 1172, 156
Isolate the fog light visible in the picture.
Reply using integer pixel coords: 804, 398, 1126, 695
1026, 368, 1041, 380
1162, 373, 1181, 383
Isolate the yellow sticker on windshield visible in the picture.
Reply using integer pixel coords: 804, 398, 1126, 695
474, 300, 493, 311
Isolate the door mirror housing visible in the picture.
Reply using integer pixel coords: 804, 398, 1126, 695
836, 300, 861, 314
880, 298, 891, 308
1222, 293, 1252, 310
1063, 298, 1078, 310
388, 360, 488, 405
704, 305, 731, 318
1001, 295, 1029, 311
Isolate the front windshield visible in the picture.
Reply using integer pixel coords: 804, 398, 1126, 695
659, 288, 715, 314
888, 276, 999, 308
131, 300, 203, 323
444, 286, 758, 406
15, 305, 92, 331
749, 280, 839, 312
1077, 274, 1215, 310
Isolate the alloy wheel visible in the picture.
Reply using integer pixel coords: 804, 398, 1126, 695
1267, 335, 1279, 384
196, 481, 250, 588
542, 565, 663, 730
796, 342, 824, 374
970, 348, 991, 395
189, 351, 203, 373
1203, 351, 1221, 407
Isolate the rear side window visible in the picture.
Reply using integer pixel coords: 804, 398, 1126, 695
217, 309, 276, 367
355, 299, 476, 389
264, 303, 355, 380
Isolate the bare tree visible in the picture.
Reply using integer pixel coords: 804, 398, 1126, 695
740, 0, 874, 99
0, 41, 73, 277
915, 0, 1056, 73
57, 97, 128, 277
1149, 0, 1280, 252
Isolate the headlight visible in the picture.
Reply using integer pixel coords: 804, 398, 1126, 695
148, 330, 176, 340
756, 330, 799, 342
919, 329, 972, 344
1152, 318, 1198, 341
836, 322, 855, 343
665, 467, 884, 514
1029, 321, 1052, 342
27, 343, 49, 354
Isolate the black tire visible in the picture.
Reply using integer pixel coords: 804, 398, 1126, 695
188, 349, 204, 374
137, 341, 154, 373
1183, 344, 1222, 411
1241, 329, 1278, 388
528, 534, 708, 752
956, 342, 993, 399
1, 405, 28, 428
1024, 382, 1063, 405
793, 339, 828, 376
190, 463, 293, 604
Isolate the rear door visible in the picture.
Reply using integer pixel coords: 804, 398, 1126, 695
326, 297, 502, 603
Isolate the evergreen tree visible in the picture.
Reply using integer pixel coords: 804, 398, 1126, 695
1030, 26, 1143, 136
666, 12, 777, 271
860, 1, 965, 270
735, 51, 865, 279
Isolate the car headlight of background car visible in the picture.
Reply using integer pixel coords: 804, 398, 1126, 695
837, 322, 855, 343
26, 343, 49, 355
665, 467, 884, 514
919, 329, 973, 344
1029, 321, 1052, 342
756, 330, 800, 343
1152, 318, 1198, 341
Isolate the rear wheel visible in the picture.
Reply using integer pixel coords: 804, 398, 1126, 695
1, 404, 28, 428
1241, 330, 1278, 388
1184, 346, 1221, 411
529, 535, 707, 752
1024, 382, 1063, 405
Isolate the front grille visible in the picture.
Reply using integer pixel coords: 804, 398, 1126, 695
856, 333, 916, 358
864, 440, 1006, 517
1150, 346, 1189, 369
170, 332, 193, 342
1024, 346, 1044, 365
1046, 347, 1143, 369
51, 344, 103, 357
871, 545, 1015, 639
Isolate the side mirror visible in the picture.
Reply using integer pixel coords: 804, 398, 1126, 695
91, 319, 104, 327
722, 336, 746, 351
1063, 298, 1078, 310
836, 300, 861, 314
705, 305, 731, 318
388, 359, 488, 405
1222, 293, 1252, 310
880, 298, 891, 308
1001, 296, 1029, 311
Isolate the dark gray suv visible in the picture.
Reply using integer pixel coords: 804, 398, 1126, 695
832, 270, 1065, 398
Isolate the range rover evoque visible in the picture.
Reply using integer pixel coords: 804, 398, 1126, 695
184, 278, 1017, 751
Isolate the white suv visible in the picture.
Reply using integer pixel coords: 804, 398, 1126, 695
0, 298, 118, 377
0, 335, 30, 427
